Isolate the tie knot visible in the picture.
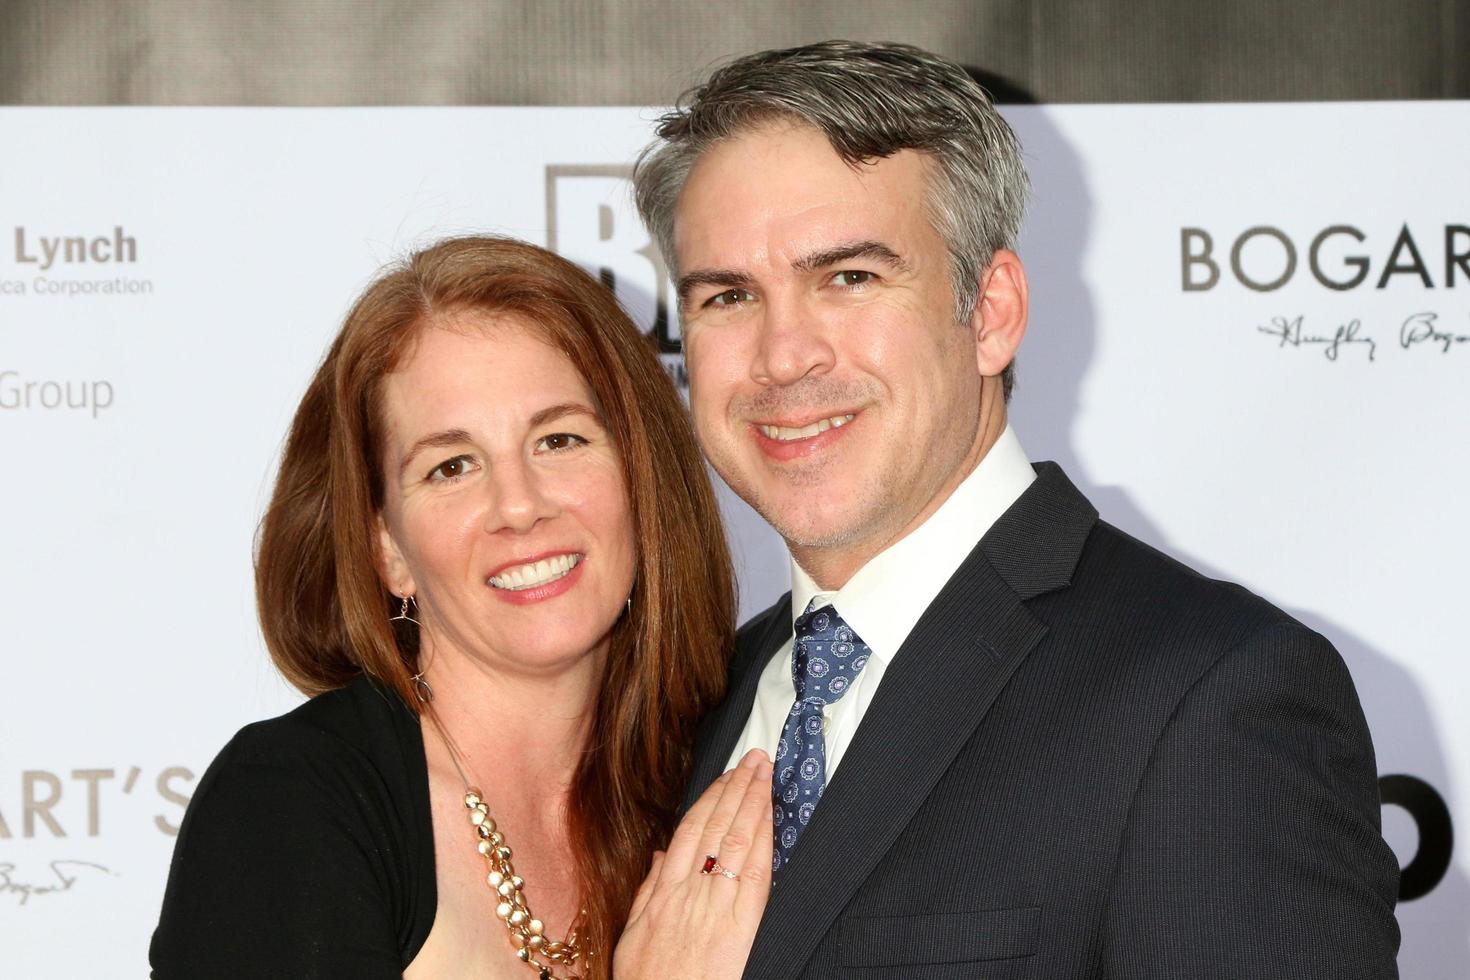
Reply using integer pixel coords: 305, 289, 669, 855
791, 603, 871, 706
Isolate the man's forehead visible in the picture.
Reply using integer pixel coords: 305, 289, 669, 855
672, 125, 933, 269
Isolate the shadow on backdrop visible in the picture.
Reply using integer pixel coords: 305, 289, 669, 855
983, 69, 1465, 973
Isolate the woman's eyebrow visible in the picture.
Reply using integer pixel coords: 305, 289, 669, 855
399, 428, 472, 475
398, 404, 606, 475
528, 402, 603, 428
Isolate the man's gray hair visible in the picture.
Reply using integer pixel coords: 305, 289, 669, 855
633, 40, 1029, 398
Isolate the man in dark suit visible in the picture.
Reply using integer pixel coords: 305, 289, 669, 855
633, 40, 1400, 978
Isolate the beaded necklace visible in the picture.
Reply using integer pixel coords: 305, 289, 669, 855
420, 684, 588, 980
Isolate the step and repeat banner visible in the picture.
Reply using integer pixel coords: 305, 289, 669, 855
1, 105, 1466, 976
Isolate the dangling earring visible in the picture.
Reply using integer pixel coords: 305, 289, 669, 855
410, 667, 435, 704
391, 594, 420, 626
392, 594, 433, 704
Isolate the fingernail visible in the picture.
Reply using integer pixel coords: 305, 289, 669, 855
741, 748, 768, 769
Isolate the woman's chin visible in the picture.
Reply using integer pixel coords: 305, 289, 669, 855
466, 627, 615, 681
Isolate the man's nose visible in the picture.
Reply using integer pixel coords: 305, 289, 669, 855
750, 295, 835, 387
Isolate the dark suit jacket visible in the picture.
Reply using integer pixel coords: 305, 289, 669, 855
687, 463, 1399, 979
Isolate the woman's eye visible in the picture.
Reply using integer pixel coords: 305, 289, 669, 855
707, 288, 755, 308
831, 270, 875, 288
536, 432, 588, 453
427, 455, 474, 482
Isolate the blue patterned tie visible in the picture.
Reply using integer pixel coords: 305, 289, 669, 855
771, 600, 872, 876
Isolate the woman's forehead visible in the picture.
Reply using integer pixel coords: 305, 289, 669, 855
381, 320, 592, 431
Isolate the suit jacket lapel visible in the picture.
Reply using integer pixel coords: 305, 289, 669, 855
683, 594, 793, 811
742, 462, 1097, 979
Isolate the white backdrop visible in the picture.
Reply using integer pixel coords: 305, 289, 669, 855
1, 105, 1465, 977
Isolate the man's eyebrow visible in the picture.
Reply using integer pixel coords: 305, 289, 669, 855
676, 242, 909, 305
792, 240, 911, 274
399, 428, 473, 476
677, 268, 756, 305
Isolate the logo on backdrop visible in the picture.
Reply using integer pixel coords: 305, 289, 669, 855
1, 227, 139, 418
3, 226, 153, 298
0, 372, 112, 418
545, 165, 687, 387
1380, 774, 1455, 903
1180, 224, 1470, 362
0, 765, 194, 904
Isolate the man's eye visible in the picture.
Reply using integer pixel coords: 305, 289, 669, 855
536, 432, 588, 453
427, 455, 474, 482
708, 288, 755, 307
830, 270, 875, 288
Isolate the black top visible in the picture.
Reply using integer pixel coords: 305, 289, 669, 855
150, 675, 437, 978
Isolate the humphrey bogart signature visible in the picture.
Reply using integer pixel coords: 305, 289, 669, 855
0, 860, 114, 905
1257, 312, 1469, 361
1257, 315, 1376, 361
1399, 312, 1470, 353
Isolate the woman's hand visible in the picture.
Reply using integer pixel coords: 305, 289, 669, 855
613, 749, 774, 980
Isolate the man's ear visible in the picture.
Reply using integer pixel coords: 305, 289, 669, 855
376, 512, 416, 597
969, 249, 1029, 378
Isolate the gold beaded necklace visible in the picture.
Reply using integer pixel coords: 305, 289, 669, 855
418, 681, 588, 980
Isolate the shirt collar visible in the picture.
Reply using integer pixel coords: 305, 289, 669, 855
789, 424, 1036, 665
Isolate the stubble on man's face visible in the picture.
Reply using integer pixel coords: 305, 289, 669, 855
674, 123, 988, 584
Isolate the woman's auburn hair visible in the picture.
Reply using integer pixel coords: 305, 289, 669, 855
254, 235, 735, 973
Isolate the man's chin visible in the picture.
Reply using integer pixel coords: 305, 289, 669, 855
713, 463, 884, 551
766, 501, 875, 553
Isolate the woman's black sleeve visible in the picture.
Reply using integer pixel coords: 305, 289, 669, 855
149, 720, 415, 979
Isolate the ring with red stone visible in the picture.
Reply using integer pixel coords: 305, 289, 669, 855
699, 854, 739, 880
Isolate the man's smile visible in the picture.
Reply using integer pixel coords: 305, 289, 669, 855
755, 413, 856, 442
750, 411, 861, 461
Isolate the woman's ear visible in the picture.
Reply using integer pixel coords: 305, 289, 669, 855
376, 513, 416, 597
969, 249, 1029, 379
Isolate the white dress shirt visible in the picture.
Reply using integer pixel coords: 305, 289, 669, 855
724, 425, 1036, 775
